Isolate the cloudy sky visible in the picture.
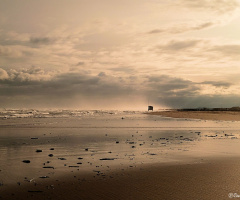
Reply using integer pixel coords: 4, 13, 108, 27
1, 0, 240, 110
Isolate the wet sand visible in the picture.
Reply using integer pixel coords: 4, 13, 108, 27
1, 112, 240, 199
149, 110, 240, 121
1, 157, 240, 200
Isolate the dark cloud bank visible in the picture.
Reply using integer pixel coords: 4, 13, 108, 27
0, 67, 238, 109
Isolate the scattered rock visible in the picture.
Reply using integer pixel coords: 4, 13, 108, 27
100, 158, 115, 160
48, 154, 53, 157
31, 137, 38, 139
50, 148, 54, 150
69, 166, 79, 168
77, 162, 82, 165
58, 158, 66, 160
128, 142, 135, 144
36, 150, 42, 153
22, 160, 31, 163
85, 148, 88, 151
39, 176, 49, 178
43, 166, 54, 169
116, 141, 119, 144
225, 134, 234, 137
78, 157, 83, 160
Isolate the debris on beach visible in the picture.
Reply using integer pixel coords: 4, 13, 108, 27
31, 137, 38, 139
128, 142, 135, 144
69, 166, 79, 168
50, 148, 54, 150
48, 154, 54, 157
43, 166, 54, 169
225, 134, 234, 137
85, 148, 88, 151
78, 157, 83, 159
39, 176, 49, 178
58, 158, 66, 160
36, 149, 42, 153
22, 160, 31, 163
77, 162, 82, 164
100, 158, 116, 160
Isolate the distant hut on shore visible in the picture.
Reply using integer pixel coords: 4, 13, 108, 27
148, 106, 153, 111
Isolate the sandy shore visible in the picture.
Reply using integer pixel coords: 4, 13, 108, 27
1, 112, 240, 200
148, 110, 240, 121
1, 157, 240, 200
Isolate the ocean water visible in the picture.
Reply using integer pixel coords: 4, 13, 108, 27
1, 109, 240, 185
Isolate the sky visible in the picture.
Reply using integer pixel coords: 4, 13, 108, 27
1, 0, 240, 110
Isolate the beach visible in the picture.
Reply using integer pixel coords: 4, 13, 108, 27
1, 110, 240, 199
149, 110, 240, 121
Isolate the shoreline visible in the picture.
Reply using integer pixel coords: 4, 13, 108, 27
1, 156, 240, 200
147, 110, 240, 121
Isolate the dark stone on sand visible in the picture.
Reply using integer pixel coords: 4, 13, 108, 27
85, 148, 88, 151
128, 142, 135, 144
31, 137, 38, 139
28, 191, 43, 193
116, 141, 119, 143
36, 149, 42, 153
58, 158, 66, 160
77, 162, 82, 164
78, 157, 83, 159
43, 166, 54, 169
225, 134, 234, 137
48, 154, 53, 157
131, 146, 136, 148
39, 176, 49, 178
69, 166, 79, 168
22, 160, 31, 163
50, 148, 54, 150
100, 158, 115, 160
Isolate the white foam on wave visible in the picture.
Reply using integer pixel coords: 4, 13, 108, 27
0, 109, 140, 119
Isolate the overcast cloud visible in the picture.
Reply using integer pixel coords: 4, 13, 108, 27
1, 0, 240, 110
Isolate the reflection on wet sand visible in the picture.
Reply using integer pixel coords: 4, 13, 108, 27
1, 111, 240, 199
